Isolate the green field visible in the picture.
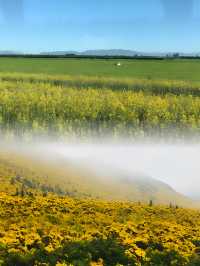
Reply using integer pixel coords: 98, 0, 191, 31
1, 58, 200, 81
1, 58, 200, 265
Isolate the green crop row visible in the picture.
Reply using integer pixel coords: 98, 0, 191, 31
1, 72, 200, 96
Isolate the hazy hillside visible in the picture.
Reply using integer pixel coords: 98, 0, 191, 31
0, 146, 197, 208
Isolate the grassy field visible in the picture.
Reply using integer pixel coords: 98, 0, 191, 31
1, 58, 200, 81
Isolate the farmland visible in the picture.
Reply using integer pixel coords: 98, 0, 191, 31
0, 193, 200, 266
0, 72, 199, 139
1, 58, 200, 82
0, 58, 200, 265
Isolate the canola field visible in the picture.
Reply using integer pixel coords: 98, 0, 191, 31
0, 193, 200, 266
0, 73, 199, 139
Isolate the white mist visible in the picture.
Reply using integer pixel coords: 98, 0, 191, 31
53, 142, 200, 199
1, 140, 200, 199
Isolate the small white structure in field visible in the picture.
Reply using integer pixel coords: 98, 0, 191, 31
116, 62, 121, 67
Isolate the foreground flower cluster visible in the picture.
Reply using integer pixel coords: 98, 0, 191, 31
0, 193, 200, 265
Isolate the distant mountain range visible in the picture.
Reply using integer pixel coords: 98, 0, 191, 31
0, 49, 200, 57
40, 49, 200, 57
0, 51, 22, 55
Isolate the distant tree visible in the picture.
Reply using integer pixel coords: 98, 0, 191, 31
173, 53, 180, 58
42, 191, 48, 197
14, 187, 19, 196
27, 191, 34, 198
55, 185, 63, 195
10, 177, 16, 185
149, 199, 153, 207
20, 184, 25, 197
15, 175, 22, 182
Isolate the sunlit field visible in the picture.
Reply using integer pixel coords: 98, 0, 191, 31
1, 58, 200, 81
1, 193, 200, 266
0, 61, 200, 266
0, 72, 200, 139
1, 0, 200, 264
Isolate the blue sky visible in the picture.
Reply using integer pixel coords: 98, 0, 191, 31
0, 0, 200, 53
